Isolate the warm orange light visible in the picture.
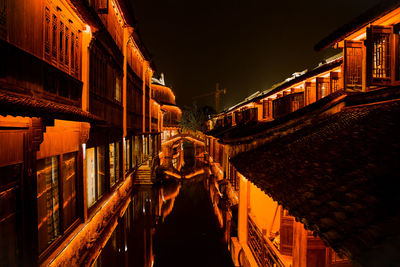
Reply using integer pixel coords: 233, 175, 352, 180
184, 169, 205, 179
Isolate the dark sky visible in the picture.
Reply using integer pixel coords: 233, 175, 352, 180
128, 0, 381, 110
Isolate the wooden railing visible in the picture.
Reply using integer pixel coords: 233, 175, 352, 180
248, 216, 285, 267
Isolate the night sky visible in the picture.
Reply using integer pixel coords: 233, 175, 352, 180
128, 0, 381, 110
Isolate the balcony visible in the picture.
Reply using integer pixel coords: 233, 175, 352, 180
1, 40, 82, 108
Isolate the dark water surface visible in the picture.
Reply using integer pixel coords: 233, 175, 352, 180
153, 179, 233, 267
94, 162, 233, 267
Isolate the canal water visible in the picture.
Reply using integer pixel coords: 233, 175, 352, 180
93, 142, 234, 267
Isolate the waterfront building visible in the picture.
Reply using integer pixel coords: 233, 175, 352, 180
151, 73, 182, 142
0, 0, 165, 265
206, 1, 400, 266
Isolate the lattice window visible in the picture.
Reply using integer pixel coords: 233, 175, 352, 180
59, 21, 64, 63
44, 7, 51, 57
316, 77, 330, 100
65, 26, 69, 66
330, 72, 341, 93
44, 6, 81, 79
344, 40, 363, 91
70, 32, 75, 70
291, 93, 304, 112
367, 26, 394, 86
373, 33, 391, 78
52, 14, 57, 59
74, 32, 80, 77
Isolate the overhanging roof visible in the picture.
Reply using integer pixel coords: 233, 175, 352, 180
0, 91, 102, 123
221, 55, 342, 115
231, 98, 400, 266
314, 0, 400, 51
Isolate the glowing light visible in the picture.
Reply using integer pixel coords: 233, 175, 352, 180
82, 143, 86, 158
83, 25, 91, 34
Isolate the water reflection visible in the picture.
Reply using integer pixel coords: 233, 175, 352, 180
93, 140, 233, 267
93, 179, 182, 267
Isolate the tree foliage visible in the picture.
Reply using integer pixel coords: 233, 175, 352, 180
179, 103, 216, 132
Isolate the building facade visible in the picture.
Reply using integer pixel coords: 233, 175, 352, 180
0, 0, 164, 266
206, 1, 400, 266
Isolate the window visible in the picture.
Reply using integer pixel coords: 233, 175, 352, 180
0, 164, 22, 266
316, 77, 330, 100
86, 146, 106, 208
109, 142, 121, 187
62, 152, 77, 231
37, 156, 60, 253
344, 40, 363, 91
263, 100, 273, 119
115, 76, 122, 102
36, 153, 79, 253
132, 136, 141, 168
65, 26, 69, 66
71, 32, 75, 70
305, 81, 316, 105
125, 138, 132, 173
59, 21, 64, 63
43, 4, 81, 79
44, 8, 51, 57
367, 26, 394, 85
52, 14, 57, 59
330, 72, 341, 93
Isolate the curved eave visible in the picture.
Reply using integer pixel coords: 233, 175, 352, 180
0, 91, 102, 123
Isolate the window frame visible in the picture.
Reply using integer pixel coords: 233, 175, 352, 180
36, 152, 80, 260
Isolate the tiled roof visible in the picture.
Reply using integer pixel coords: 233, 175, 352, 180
231, 99, 400, 266
221, 90, 346, 143
0, 91, 102, 122
221, 55, 342, 115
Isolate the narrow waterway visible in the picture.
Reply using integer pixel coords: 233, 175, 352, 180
93, 143, 234, 267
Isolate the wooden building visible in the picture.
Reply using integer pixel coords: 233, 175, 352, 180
205, 1, 400, 266
0, 0, 163, 266
151, 74, 182, 143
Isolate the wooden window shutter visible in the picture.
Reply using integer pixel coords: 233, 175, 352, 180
280, 209, 294, 256
52, 14, 58, 60
44, 7, 51, 59
344, 40, 363, 91
305, 82, 316, 105
366, 26, 394, 86
330, 71, 341, 93
316, 77, 330, 100
263, 100, 268, 119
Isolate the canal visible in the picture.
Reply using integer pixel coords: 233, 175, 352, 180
93, 142, 234, 267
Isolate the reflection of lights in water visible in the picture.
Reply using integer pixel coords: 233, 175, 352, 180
143, 206, 145, 213
125, 245, 128, 252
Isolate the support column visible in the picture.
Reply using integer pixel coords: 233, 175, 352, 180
81, 26, 92, 112
238, 173, 249, 246
293, 221, 308, 267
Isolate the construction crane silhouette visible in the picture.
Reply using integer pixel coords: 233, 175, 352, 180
192, 83, 226, 112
